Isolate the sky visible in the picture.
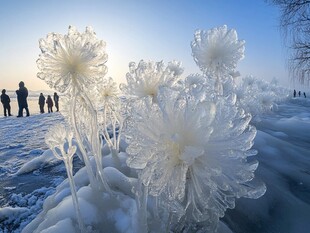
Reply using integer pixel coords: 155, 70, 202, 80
0, 0, 297, 92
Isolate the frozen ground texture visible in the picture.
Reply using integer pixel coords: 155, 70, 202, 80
1, 25, 309, 232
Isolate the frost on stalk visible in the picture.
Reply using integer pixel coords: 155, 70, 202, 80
191, 25, 245, 76
95, 77, 123, 153
120, 60, 183, 103
37, 25, 108, 93
37, 26, 112, 192
45, 124, 85, 232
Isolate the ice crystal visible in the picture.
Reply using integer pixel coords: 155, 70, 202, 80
34, 24, 270, 233
120, 60, 181, 103
45, 124, 86, 232
45, 124, 72, 155
95, 77, 123, 153
37, 26, 112, 192
96, 77, 120, 110
125, 85, 265, 229
126, 87, 215, 198
37, 26, 108, 93
236, 76, 289, 117
191, 25, 245, 76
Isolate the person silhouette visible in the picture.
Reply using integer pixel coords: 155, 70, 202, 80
1, 89, 12, 117
293, 89, 296, 98
16, 81, 30, 117
53, 92, 59, 112
38, 93, 46, 113
46, 95, 53, 113
298, 91, 301, 97
304, 92, 307, 98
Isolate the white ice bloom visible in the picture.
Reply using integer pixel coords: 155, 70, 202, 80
167, 60, 184, 77
237, 76, 289, 117
126, 87, 215, 200
191, 25, 245, 75
45, 124, 85, 232
96, 77, 120, 109
125, 87, 265, 227
181, 93, 266, 226
184, 74, 216, 102
37, 26, 108, 93
120, 60, 181, 102
45, 124, 76, 160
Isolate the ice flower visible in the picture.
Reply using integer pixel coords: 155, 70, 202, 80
125, 87, 265, 229
191, 25, 245, 75
167, 60, 184, 77
120, 60, 181, 102
96, 77, 120, 110
236, 76, 288, 117
126, 87, 215, 200
45, 124, 75, 157
95, 77, 123, 153
37, 26, 108, 93
45, 124, 85, 232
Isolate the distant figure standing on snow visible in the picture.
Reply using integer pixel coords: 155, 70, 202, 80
46, 95, 53, 113
16, 81, 30, 117
293, 89, 296, 98
298, 91, 301, 97
1, 89, 12, 117
38, 93, 45, 113
304, 92, 307, 98
53, 92, 59, 112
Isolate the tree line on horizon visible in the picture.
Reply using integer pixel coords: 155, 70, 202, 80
268, 0, 310, 85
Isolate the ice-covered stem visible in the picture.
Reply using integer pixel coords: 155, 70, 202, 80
81, 92, 111, 193
70, 91, 96, 189
135, 181, 148, 233
102, 107, 114, 149
110, 110, 123, 152
102, 105, 123, 157
115, 112, 124, 152
72, 83, 111, 193
49, 132, 85, 233
62, 147, 85, 233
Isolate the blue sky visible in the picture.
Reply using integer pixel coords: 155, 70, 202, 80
0, 0, 293, 91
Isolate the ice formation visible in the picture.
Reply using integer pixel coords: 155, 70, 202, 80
37, 26, 108, 93
24, 25, 277, 232
119, 60, 183, 103
191, 25, 245, 76
236, 75, 289, 118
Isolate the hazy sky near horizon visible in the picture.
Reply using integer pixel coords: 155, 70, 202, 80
0, 0, 296, 91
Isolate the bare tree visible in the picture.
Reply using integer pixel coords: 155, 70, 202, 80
268, 0, 310, 84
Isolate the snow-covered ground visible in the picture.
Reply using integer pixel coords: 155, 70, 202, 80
0, 97, 309, 233
0, 112, 83, 232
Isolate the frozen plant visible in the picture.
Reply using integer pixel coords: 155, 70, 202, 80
125, 84, 266, 231
30, 24, 268, 233
37, 26, 111, 192
96, 77, 124, 155
191, 25, 245, 77
236, 76, 289, 118
37, 26, 107, 93
120, 60, 183, 103
45, 124, 85, 232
